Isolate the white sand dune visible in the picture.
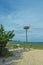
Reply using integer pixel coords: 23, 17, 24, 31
0, 48, 43, 65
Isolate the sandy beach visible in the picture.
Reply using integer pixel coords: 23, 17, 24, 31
0, 48, 43, 65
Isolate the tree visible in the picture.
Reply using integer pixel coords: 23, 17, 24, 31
0, 24, 15, 56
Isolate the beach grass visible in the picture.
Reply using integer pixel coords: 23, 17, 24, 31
6, 43, 18, 48
30, 45, 43, 49
6, 43, 43, 49
20, 44, 43, 49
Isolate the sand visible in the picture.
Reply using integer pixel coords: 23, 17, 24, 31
17, 49, 43, 65
0, 48, 43, 65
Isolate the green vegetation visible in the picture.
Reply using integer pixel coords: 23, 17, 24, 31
7, 43, 18, 48
0, 24, 14, 57
4, 51, 13, 58
1, 48, 13, 58
19, 43, 30, 48
6, 43, 43, 49
20, 44, 43, 49
30, 45, 43, 49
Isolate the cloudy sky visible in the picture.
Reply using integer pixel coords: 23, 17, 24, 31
0, 0, 43, 42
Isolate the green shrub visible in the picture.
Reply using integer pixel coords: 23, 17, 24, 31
0, 48, 13, 58
13, 44, 18, 48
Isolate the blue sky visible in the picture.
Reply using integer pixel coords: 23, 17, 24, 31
0, 0, 43, 42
